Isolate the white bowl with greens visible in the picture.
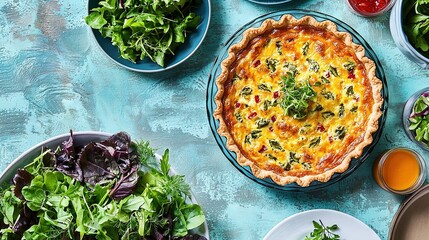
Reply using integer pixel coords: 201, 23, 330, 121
0, 131, 208, 239
403, 88, 429, 151
390, 0, 429, 69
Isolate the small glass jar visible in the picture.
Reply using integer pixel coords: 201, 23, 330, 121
347, 0, 397, 17
373, 148, 426, 195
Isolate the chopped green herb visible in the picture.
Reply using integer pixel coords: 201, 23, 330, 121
321, 75, 330, 84
302, 162, 312, 170
343, 60, 356, 71
299, 124, 312, 134
322, 111, 335, 119
266, 154, 278, 161
281, 162, 292, 171
269, 139, 284, 151
313, 81, 322, 87
240, 86, 253, 96
302, 42, 310, 56
289, 152, 300, 163
280, 73, 316, 119
309, 137, 321, 148
232, 74, 242, 83
335, 126, 346, 140
313, 104, 324, 112
234, 112, 243, 122
283, 62, 298, 76
346, 85, 354, 96
256, 118, 270, 128
350, 106, 358, 112
276, 41, 283, 55
258, 83, 272, 92
263, 100, 271, 111
245, 130, 262, 144
328, 65, 339, 77
338, 103, 345, 118
321, 90, 335, 100
307, 58, 320, 72
266, 58, 279, 73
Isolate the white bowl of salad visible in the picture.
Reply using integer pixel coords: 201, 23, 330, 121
0, 131, 209, 239
390, 0, 429, 69
403, 88, 429, 151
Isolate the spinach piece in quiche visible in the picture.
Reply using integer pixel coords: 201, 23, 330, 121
302, 42, 310, 56
306, 58, 320, 72
269, 139, 284, 151
280, 73, 316, 119
266, 58, 279, 73
343, 60, 356, 71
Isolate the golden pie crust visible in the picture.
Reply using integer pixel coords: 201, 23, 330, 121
213, 15, 383, 187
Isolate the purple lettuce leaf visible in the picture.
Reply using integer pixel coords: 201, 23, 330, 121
55, 131, 83, 181
12, 204, 37, 235
55, 131, 140, 200
12, 169, 34, 200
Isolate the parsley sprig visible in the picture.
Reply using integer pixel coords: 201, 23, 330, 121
305, 220, 340, 240
280, 72, 316, 119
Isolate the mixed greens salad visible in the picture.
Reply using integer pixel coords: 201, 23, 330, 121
0, 132, 206, 239
85, 0, 201, 67
409, 91, 429, 147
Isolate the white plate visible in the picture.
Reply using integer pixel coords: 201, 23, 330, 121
264, 209, 380, 240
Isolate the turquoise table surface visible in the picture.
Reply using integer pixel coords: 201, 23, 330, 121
0, 0, 428, 239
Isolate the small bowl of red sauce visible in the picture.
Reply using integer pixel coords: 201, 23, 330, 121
347, 0, 397, 17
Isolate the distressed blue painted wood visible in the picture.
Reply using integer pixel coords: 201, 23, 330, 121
0, 0, 427, 239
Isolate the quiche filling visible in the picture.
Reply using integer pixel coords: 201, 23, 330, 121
216, 16, 383, 186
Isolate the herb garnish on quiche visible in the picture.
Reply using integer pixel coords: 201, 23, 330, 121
214, 15, 383, 187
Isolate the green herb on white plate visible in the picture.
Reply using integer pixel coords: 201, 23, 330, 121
304, 220, 340, 240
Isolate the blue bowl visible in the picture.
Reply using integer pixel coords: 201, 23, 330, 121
246, 0, 293, 5
87, 0, 211, 73
206, 10, 388, 192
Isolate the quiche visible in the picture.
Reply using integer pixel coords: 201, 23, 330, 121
214, 15, 383, 187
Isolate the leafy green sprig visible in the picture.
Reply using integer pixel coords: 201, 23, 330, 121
304, 220, 340, 240
280, 72, 316, 119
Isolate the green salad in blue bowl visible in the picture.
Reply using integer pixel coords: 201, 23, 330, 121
85, 0, 211, 72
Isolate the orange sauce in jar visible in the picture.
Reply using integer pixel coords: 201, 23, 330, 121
373, 148, 426, 194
